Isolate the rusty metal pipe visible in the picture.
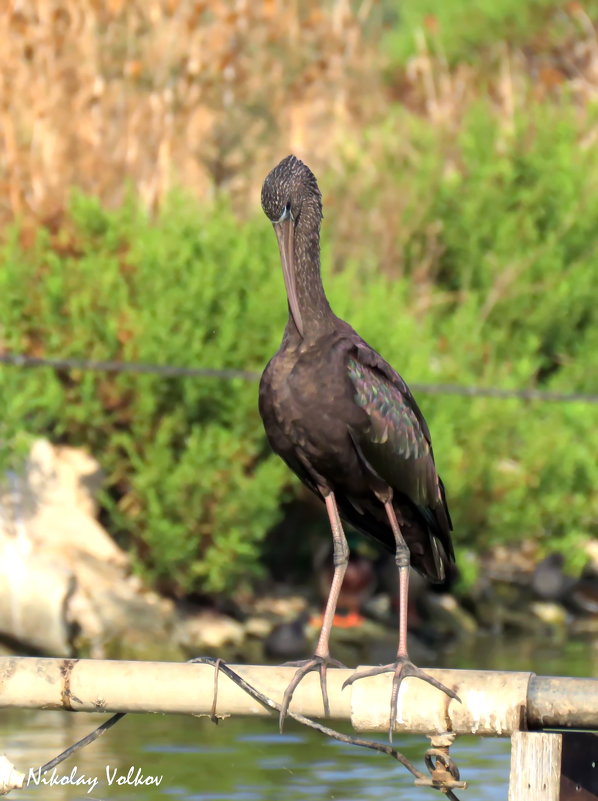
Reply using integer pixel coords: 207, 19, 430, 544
527, 676, 598, 731
0, 658, 597, 737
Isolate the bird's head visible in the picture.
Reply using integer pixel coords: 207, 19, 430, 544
261, 155, 322, 225
261, 155, 322, 338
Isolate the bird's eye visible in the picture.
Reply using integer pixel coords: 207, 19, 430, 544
275, 201, 292, 224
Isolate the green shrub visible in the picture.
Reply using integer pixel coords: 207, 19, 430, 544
381, 0, 598, 66
0, 99, 596, 594
330, 100, 598, 574
0, 193, 290, 593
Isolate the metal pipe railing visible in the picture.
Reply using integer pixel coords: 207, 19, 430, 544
1, 657, 597, 736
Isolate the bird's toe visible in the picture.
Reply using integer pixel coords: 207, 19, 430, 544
278, 655, 344, 731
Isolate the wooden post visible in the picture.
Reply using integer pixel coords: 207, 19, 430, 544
509, 731, 562, 801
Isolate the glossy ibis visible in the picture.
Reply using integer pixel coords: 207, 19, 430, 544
259, 155, 458, 736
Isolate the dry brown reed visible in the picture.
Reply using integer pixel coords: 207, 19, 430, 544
1, 0, 380, 226
2, 0, 598, 247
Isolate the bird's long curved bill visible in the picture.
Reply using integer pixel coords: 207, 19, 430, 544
274, 218, 304, 337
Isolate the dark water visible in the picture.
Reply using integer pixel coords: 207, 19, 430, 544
1, 636, 595, 801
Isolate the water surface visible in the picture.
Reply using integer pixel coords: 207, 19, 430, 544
1, 635, 595, 800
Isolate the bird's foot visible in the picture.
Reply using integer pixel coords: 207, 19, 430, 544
279, 654, 345, 732
342, 657, 460, 742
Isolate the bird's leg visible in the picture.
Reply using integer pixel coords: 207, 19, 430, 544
343, 499, 459, 741
279, 490, 347, 731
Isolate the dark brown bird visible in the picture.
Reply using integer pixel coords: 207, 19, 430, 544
259, 155, 458, 737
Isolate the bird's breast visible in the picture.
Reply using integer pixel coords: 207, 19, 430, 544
259, 343, 367, 490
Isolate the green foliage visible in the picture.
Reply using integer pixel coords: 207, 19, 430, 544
331, 272, 597, 567
330, 100, 598, 571
382, 0, 598, 65
0, 193, 290, 593
1, 98, 597, 594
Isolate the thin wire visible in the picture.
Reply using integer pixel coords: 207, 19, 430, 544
408, 383, 598, 403
32, 713, 126, 779
0, 353, 258, 381
189, 659, 424, 781
189, 657, 464, 799
1, 351, 596, 404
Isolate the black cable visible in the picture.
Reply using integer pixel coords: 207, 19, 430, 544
1, 352, 596, 403
31, 712, 126, 780
0, 353, 258, 381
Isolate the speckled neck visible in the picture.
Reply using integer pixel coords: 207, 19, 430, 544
285, 197, 335, 342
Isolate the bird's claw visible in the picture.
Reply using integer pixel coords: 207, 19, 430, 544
342, 657, 460, 743
279, 655, 345, 732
